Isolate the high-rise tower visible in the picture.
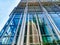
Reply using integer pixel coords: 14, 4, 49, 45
0, 0, 60, 45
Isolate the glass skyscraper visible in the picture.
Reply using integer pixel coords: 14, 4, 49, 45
0, 0, 60, 45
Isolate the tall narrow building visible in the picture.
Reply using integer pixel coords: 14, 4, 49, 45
0, 0, 60, 45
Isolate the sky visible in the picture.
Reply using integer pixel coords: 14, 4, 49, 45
0, 0, 21, 31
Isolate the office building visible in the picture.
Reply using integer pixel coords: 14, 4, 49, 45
0, 0, 60, 45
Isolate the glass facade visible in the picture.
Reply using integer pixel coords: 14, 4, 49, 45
0, 0, 60, 45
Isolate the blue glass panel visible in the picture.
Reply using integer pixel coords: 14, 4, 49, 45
2, 37, 8, 44
13, 18, 19, 25
14, 15, 21, 18
29, 14, 33, 21
50, 14, 59, 18
38, 13, 44, 19
50, 13, 60, 30
47, 36, 53, 43
26, 14, 28, 22
7, 37, 14, 44
50, 6, 60, 12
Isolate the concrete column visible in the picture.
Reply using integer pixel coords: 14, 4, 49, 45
26, 14, 30, 45
35, 14, 43, 45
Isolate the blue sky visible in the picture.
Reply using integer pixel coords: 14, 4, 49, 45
0, 0, 21, 31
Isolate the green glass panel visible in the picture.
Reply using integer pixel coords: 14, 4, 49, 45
42, 36, 47, 43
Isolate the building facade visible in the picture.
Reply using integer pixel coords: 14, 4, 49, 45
0, 0, 60, 45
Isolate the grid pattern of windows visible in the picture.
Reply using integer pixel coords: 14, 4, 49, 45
0, 1, 60, 45
0, 13, 23, 45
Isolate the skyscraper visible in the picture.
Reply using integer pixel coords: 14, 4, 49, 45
0, 0, 60, 45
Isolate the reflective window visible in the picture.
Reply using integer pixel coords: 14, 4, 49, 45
50, 13, 60, 30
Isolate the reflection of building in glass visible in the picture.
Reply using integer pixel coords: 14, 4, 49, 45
0, 0, 60, 45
